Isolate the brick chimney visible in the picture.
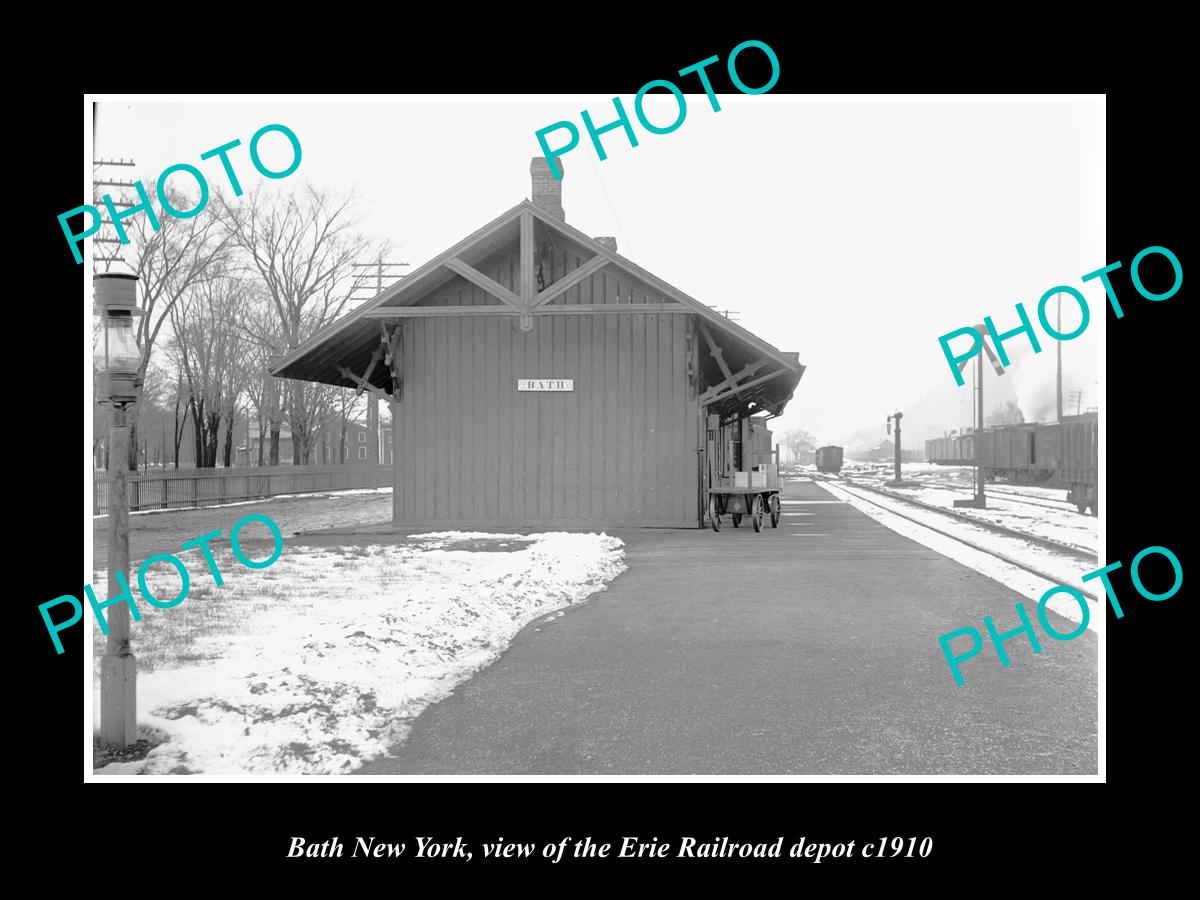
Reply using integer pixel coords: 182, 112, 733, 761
530, 157, 565, 221
593, 236, 618, 253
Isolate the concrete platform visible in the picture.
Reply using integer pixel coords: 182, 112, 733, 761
353, 479, 1097, 775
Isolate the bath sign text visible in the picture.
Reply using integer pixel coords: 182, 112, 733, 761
518, 379, 574, 392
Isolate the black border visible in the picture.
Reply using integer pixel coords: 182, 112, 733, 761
24, 27, 1188, 880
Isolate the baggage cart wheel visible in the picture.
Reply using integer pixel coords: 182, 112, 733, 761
709, 494, 721, 532
770, 493, 780, 528
751, 494, 764, 532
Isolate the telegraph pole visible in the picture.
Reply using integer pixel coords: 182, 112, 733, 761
91, 157, 137, 271
953, 325, 1005, 509
1057, 292, 1064, 422
350, 257, 409, 466
976, 349, 985, 502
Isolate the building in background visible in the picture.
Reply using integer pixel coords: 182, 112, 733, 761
236, 423, 295, 467
319, 421, 371, 464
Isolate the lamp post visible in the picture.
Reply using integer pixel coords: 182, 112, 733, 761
94, 272, 143, 748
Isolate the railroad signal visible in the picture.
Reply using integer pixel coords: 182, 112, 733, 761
954, 325, 1006, 377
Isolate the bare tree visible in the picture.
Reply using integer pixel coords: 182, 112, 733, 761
220, 183, 373, 465
118, 180, 233, 470
287, 381, 346, 465
986, 400, 1025, 427
171, 368, 189, 469
135, 358, 174, 472
782, 428, 818, 461
333, 388, 366, 465
234, 295, 287, 466
167, 274, 252, 468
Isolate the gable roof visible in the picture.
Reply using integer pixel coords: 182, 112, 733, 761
271, 200, 805, 417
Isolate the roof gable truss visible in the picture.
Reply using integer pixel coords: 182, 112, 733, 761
365, 207, 689, 325
273, 200, 803, 408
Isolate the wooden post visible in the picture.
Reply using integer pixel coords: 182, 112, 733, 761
100, 406, 137, 748
390, 399, 400, 521
367, 384, 379, 488
891, 412, 903, 484
976, 351, 985, 504
1056, 292, 1063, 423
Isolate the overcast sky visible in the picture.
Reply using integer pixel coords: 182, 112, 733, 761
95, 96, 1103, 446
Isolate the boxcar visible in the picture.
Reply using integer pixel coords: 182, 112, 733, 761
815, 445, 844, 473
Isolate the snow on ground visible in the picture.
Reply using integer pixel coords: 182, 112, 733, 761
93, 531, 626, 776
887, 484, 1095, 552
816, 478, 1100, 634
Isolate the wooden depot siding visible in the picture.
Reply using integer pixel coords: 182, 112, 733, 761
392, 309, 699, 527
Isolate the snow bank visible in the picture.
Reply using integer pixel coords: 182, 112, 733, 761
95, 531, 626, 775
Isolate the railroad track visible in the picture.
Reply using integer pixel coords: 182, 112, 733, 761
812, 478, 1099, 601
839, 477, 1096, 558
917, 480, 1077, 513
811, 470, 1097, 560
840, 467, 1077, 513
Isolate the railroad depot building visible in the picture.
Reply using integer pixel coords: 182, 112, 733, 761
272, 159, 805, 527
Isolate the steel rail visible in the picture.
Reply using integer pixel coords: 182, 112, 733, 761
813, 478, 1100, 601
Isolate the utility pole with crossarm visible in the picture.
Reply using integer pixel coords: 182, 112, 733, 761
953, 324, 1006, 510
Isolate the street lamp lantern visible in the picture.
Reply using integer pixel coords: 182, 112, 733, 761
93, 272, 143, 749
94, 273, 144, 405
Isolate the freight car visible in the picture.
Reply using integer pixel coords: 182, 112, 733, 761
924, 413, 1097, 514
1060, 414, 1098, 516
926, 434, 973, 465
815, 446, 844, 473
